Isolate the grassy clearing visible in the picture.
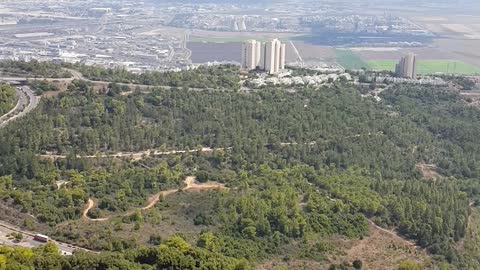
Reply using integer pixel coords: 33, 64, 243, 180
335, 49, 369, 70
368, 59, 480, 75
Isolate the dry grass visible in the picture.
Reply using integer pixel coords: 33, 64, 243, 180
340, 225, 431, 270
256, 223, 432, 270
416, 163, 442, 181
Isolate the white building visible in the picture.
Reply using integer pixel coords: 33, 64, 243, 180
395, 53, 416, 79
241, 38, 286, 74
241, 40, 259, 70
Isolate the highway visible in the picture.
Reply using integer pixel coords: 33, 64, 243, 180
0, 220, 96, 255
0, 86, 40, 129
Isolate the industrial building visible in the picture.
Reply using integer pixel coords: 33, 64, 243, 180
241, 39, 286, 74
395, 53, 417, 79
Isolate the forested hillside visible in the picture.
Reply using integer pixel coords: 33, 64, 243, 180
71, 64, 240, 89
0, 239, 250, 270
0, 84, 16, 115
0, 60, 71, 78
1, 65, 480, 269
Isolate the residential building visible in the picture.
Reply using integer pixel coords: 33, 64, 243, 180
241, 40, 258, 70
395, 53, 416, 78
241, 38, 286, 74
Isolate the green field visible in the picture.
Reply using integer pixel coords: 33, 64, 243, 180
335, 49, 369, 70
368, 59, 480, 75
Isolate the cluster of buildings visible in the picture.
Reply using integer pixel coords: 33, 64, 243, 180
241, 39, 286, 74
376, 76, 446, 86
169, 14, 308, 33
300, 15, 428, 35
247, 72, 352, 88
395, 53, 417, 79
232, 17, 247, 31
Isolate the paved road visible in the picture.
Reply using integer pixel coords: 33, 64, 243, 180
0, 86, 40, 129
0, 220, 96, 255
0, 88, 24, 123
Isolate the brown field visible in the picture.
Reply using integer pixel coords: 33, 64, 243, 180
293, 42, 336, 63
441, 24, 473, 34
354, 38, 480, 68
188, 42, 242, 63
332, 225, 431, 270
188, 41, 299, 64
412, 14, 480, 40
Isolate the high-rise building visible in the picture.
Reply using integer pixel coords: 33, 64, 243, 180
279, 43, 286, 70
255, 41, 263, 68
241, 38, 286, 74
241, 40, 259, 70
395, 53, 416, 79
239, 18, 247, 31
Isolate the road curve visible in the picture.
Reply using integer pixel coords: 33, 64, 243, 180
0, 88, 22, 122
0, 86, 40, 129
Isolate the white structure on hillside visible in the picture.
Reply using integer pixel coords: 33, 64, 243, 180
241, 39, 286, 74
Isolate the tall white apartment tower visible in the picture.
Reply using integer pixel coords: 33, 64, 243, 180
241, 38, 286, 74
395, 53, 416, 79
255, 41, 263, 68
241, 40, 258, 70
264, 40, 276, 74
279, 43, 286, 70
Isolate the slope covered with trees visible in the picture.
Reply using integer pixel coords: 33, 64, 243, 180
0, 65, 480, 269
0, 60, 71, 78
71, 64, 240, 89
0, 84, 16, 115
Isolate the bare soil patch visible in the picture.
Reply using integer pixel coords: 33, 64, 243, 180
340, 224, 431, 270
416, 163, 442, 181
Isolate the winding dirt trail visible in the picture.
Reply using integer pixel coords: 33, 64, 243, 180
82, 199, 109, 221
82, 176, 226, 222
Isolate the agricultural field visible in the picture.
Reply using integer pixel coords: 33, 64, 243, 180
368, 59, 480, 75
336, 48, 480, 75
335, 49, 369, 70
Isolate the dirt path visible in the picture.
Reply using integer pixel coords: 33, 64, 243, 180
39, 147, 226, 161
343, 221, 428, 270
368, 220, 418, 247
82, 176, 226, 222
82, 199, 109, 221
39, 132, 384, 161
